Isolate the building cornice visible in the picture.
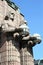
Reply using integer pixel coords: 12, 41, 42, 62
5, 0, 19, 10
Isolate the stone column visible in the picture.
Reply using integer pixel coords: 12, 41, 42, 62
20, 42, 34, 65
6, 33, 21, 65
0, 32, 21, 65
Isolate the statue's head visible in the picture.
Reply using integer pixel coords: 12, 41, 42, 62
19, 20, 30, 36
33, 33, 41, 44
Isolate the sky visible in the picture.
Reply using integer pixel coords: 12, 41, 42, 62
12, 0, 43, 60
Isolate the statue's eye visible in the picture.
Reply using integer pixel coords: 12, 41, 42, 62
4, 16, 9, 20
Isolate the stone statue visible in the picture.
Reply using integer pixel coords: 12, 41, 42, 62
1, 15, 41, 45
0, 0, 41, 65
0, 13, 41, 65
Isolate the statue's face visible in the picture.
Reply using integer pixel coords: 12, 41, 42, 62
19, 24, 29, 36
